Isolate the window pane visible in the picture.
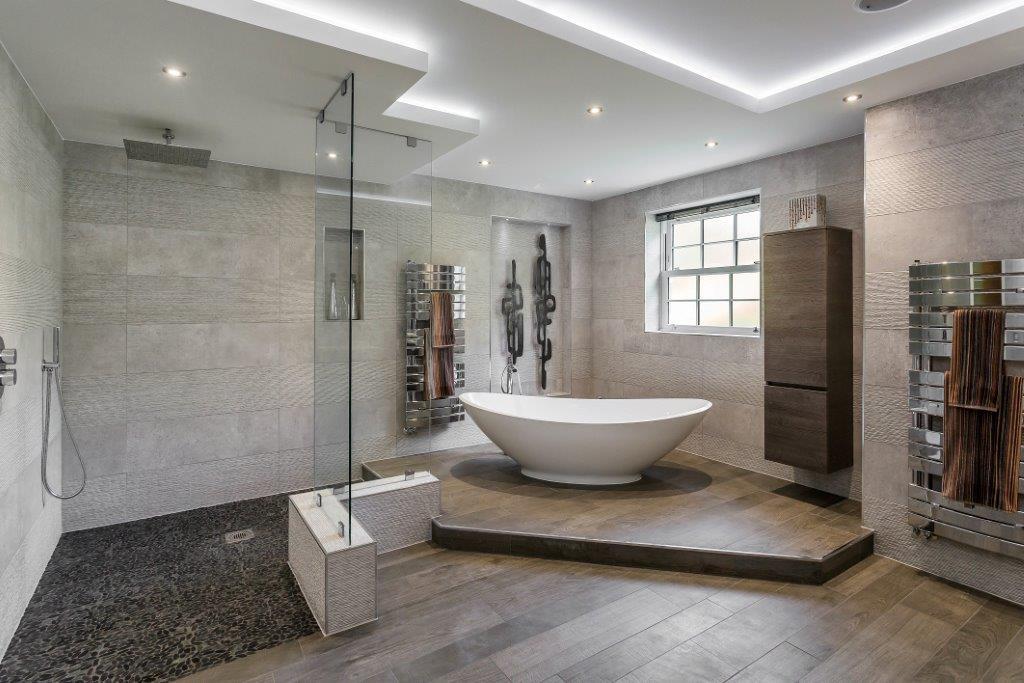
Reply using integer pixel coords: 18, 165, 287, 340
703, 241, 735, 268
673, 221, 700, 246
669, 275, 696, 300
699, 273, 729, 299
703, 215, 733, 243
733, 300, 760, 328
699, 301, 730, 327
673, 246, 700, 269
736, 210, 760, 238
737, 238, 760, 266
733, 272, 759, 299
669, 301, 697, 326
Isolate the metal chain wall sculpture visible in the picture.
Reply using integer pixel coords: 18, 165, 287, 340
534, 234, 556, 390
500, 259, 524, 393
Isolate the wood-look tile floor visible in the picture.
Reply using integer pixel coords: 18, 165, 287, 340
365, 445, 868, 561
180, 544, 1024, 682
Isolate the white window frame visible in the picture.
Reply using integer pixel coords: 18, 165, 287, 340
659, 202, 761, 336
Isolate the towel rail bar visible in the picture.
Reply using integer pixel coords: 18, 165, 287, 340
907, 258, 1024, 561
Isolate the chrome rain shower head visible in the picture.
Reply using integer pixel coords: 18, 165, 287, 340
123, 128, 211, 168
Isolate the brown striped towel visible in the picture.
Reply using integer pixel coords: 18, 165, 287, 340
943, 374, 1023, 512
947, 308, 1005, 411
427, 291, 456, 399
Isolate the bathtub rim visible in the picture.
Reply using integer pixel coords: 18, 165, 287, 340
459, 392, 712, 427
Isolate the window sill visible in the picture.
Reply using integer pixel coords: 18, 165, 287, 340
653, 328, 760, 339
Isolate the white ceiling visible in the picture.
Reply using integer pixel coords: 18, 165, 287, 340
0, 0, 476, 182
3, 0, 1024, 199
464, 0, 1024, 111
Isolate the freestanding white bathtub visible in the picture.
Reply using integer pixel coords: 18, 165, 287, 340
459, 392, 711, 485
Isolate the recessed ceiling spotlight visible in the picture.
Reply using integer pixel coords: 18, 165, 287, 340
586, 106, 604, 115
705, 140, 719, 149
479, 159, 491, 167
584, 178, 595, 185
854, 0, 912, 12
327, 152, 338, 159
843, 93, 863, 103
162, 66, 187, 78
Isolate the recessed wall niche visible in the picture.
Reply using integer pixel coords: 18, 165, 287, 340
490, 218, 571, 396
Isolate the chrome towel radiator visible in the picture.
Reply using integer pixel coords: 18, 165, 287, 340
907, 259, 1024, 560
404, 262, 466, 430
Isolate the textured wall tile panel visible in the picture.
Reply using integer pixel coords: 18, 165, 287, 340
62, 422, 126, 485
288, 503, 326, 630
61, 474, 127, 532
864, 271, 908, 329
866, 128, 1024, 217
350, 479, 441, 553
865, 64, 1024, 162
62, 374, 127, 428
0, 254, 60, 333
862, 384, 908, 447
64, 169, 125, 225
62, 273, 125, 325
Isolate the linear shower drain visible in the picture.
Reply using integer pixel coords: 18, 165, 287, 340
224, 528, 255, 544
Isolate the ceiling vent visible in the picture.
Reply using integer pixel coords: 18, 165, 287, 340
855, 0, 913, 11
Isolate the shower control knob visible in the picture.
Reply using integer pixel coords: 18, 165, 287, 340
0, 368, 16, 386
0, 347, 14, 365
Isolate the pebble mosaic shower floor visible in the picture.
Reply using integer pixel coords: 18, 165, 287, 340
0, 495, 318, 682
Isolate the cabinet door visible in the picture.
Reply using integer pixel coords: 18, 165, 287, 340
763, 230, 828, 388
764, 384, 830, 472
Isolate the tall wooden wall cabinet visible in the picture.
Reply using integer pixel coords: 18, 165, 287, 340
763, 227, 853, 473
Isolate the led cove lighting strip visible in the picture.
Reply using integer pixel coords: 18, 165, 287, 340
515, 0, 1024, 100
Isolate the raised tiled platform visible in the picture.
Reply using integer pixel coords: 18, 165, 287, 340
365, 445, 873, 584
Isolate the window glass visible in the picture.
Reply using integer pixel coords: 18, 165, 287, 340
659, 198, 760, 332
702, 214, 733, 243
703, 241, 734, 268
733, 300, 760, 328
733, 272, 759, 299
736, 210, 760, 239
669, 275, 697, 300
673, 246, 700, 269
669, 301, 697, 326
736, 238, 759, 266
673, 221, 700, 246
699, 301, 730, 327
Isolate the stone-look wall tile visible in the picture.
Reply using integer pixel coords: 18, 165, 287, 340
128, 276, 278, 324
862, 384, 908, 447
864, 63, 1024, 162
0, 42, 62, 661
862, 65, 1024, 606
61, 474, 127, 532
866, 128, 1024, 217
864, 197, 1024, 273
62, 273, 126, 325
61, 374, 127, 428
126, 410, 279, 472
62, 422, 126, 484
864, 271, 908, 329
63, 169, 125, 226
126, 368, 276, 423
127, 226, 279, 280
62, 222, 126, 275
126, 322, 279, 373
862, 328, 909, 388
280, 237, 314, 281
591, 136, 863, 500
61, 324, 127, 377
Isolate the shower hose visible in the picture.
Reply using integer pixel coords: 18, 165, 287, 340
41, 364, 86, 499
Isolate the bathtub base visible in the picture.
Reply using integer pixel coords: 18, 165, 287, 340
520, 468, 641, 486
